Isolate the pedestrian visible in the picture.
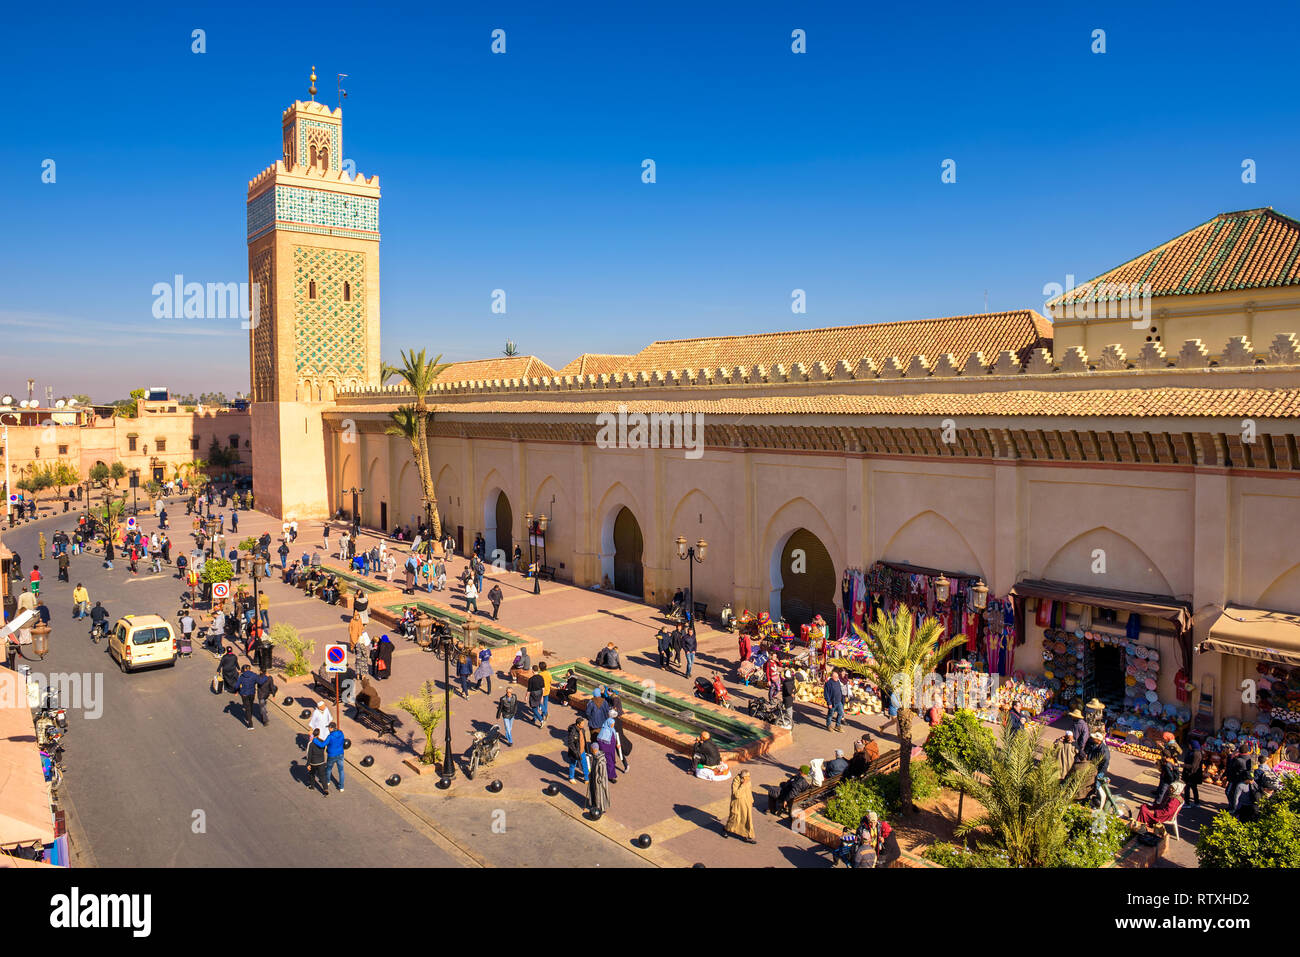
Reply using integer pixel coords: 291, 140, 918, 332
348, 613, 364, 651
355, 630, 373, 678
464, 578, 478, 615
305, 733, 328, 795
526, 664, 547, 726
230, 510, 238, 533
373, 634, 394, 680
656, 627, 674, 671
566, 716, 591, 782
403, 556, 417, 595
683, 628, 696, 678
72, 583, 90, 619
322, 523, 330, 550
1055, 732, 1076, 781
235, 665, 262, 730
321, 721, 346, 793
587, 742, 610, 817
57, 550, 69, 583
724, 769, 757, 843
218, 646, 240, 692
496, 686, 519, 745
1183, 740, 1204, 806
455, 653, 473, 698
472, 645, 494, 694
585, 688, 609, 733
596, 713, 619, 783
309, 700, 333, 739
255, 667, 277, 726
258, 590, 270, 629
353, 591, 370, 625
488, 583, 503, 620
824, 668, 845, 732
781, 669, 797, 721
1068, 706, 1089, 759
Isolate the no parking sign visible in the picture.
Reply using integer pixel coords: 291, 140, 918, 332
212, 581, 230, 600
325, 644, 348, 674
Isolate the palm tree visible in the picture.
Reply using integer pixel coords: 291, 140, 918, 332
380, 349, 450, 537
940, 723, 1092, 867
834, 606, 967, 812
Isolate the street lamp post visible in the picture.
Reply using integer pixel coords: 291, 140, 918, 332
129, 469, 139, 518
424, 618, 467, 789
675, 536, 708, 632
525, 513, 548, 595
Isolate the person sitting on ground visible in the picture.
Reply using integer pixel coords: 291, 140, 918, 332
824, 748, 849, 778
594, 642, 620, 670
694, 731, 722, 770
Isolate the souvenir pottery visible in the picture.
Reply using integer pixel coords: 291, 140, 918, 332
1145, 690, 1159, 703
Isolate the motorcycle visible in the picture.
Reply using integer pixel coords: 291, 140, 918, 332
466, 724, 502, 780
90, 619, 107, 644
694, 676, 733, 709
748, 696, 792, 729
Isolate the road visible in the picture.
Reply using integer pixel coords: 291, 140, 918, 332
3, 505, 467, 867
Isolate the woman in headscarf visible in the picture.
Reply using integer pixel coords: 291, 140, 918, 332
355, 630, 373, 678
1182, 740, 1204, 806
348, 613, 364, 651
374, 634, 394, 680
587, 742, 610, 817
724, 769, 756, 843
1055, 731, 1076, 782
596, 713, 619, 783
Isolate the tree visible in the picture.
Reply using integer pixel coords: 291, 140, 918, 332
71, 394, 92, 406
833, 606, 966, 812
207, 437, 230, 468
100, 494, 128, 548
941, 723, 1092, 867
397, 680, 445, 765
1197, 776, 1300, 868
269, 623, 312, 678
503, 339, 519, 357
88, 462, 110, 487
109, 462, 127, 487
112, 388, 146, 418
380, 349, 450, 538
51, 461, 79, 497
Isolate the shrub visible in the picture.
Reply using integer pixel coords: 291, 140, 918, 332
924, 708, 996, 777
270, 623, 312, 678
825, 762, 940, 827
1053, 804, 1131, 868
199, 558, 234, 585
397, 680, 445, 765
1197, 776, 1300, 868
922, 841, 1010, 868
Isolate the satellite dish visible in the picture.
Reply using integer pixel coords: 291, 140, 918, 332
66, 398, 78, 407
0, 395, 12, 406
55, 399, 66, 408
19, 400, 29, 408
29, 399, 39, 408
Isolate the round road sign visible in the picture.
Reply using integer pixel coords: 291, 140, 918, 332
212, 581, 230, 600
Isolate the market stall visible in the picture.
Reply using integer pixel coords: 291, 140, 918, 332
1009, 579, 1194, 754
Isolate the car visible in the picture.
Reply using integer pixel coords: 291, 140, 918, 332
107, 614, 178, 673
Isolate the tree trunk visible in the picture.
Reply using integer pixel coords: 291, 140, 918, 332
414, 409, 440, 539
898, 708, 915, 813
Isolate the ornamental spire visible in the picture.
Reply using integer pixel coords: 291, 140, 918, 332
309, 66, 317, 101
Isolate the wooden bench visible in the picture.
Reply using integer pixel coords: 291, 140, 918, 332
538, 565, 557, 581
782, 747, 903, 818
353, 699, 398, 737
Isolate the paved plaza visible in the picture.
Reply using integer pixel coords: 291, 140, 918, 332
3, 495, 1215, 867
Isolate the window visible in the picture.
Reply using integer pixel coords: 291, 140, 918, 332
190, 436, 200, 451
58, 444, 68, 456
309, 280, 317, 299
156, 439, 166, 452
229, 435, 239, 449
128, 437, 137, 451
343, 281, 351, 301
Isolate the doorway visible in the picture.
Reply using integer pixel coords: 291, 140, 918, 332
379, 501, 388, 532
776, 528, 837, 627
493, 491, 513, 565
612, 507, 644, 597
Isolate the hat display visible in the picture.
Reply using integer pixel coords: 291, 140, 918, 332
1067, 707, 1084, 719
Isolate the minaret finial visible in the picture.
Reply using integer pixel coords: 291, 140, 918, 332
309, 66, 317, 101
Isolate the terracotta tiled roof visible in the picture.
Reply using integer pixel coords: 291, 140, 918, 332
556, 354, 638, 376
1050, 208, 1300, 306
621, 312, 1054, 372
430, 356, 556, 383
426, 387, 1300, 419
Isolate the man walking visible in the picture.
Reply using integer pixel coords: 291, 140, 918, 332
683, 627, 697, 678
235, 665, 264, 730
72, 583, 90, 619
309, 700, 333, 740
320, 721, 346, 793
465, 578, 479, 616
230, 510, 238, 533
488, 582, 503, 620
527, 664, 548, 727
496, 686, 519, 745
824, 668, 846, 732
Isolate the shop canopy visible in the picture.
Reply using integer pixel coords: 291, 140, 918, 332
1008, 579, 1192, 632
1199, 606, 1300, 668
0, 672, 55, 847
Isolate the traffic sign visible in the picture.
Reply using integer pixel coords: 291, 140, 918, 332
212, 581, 230, 600
127, 517, 136, 528
325, 644, 348, 674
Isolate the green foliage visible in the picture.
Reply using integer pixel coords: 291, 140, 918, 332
923, 709, 996, 778
943, 723, 1091, 868
269, 623, 312, 678
144, 480, 163, 499
207, 437, 234, 468
397, 680, 445, 765
109, 462, 127, 485
1197, 776, 1300, 868
112, 388, 146, 418
1054, 804, 1131, 868
199, 558, 235, 585
503, 339, 519, 357
922, 842, 1011, 868
88, 462, 110, 485
825, 763, 940, 828
238, 537, 260, 553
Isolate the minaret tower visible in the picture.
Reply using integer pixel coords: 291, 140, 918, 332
247, 67, 381, 518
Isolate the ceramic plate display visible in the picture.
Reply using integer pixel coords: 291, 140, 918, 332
1144, 677, 1157, 690
1145, 690, 1159, 703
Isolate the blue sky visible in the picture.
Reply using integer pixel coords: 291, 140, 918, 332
3, 1, 1298, 400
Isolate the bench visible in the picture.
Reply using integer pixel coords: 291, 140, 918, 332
353, 699, 399, 737
780, 747, 902, 818
692, 601, 708, 624
538, 565, 557, 581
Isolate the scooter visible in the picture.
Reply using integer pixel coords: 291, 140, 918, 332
465, 724, 502, 779
694, 676, 734, 709
90, 619, 107, 644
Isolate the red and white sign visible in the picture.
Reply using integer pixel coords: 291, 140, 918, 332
212, 582, 230, 600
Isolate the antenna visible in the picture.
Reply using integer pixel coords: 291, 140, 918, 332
26, 378, 35, 401
983, 289, 988, 313
337, 73, 349, 110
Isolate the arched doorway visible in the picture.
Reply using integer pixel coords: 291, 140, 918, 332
612, 507, 644, 597
493, 491, 513, 565
775, 528, 836, 627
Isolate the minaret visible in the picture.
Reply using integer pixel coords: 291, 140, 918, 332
247, 68, 381, 519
